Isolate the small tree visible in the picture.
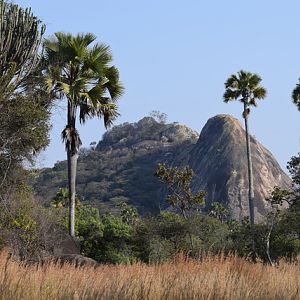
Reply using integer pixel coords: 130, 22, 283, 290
149, 110, 167, 124
117, 202, 139, 225
209, 202, 229, 223
155, 163, 206, 218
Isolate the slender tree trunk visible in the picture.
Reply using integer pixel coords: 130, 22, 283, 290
243, 103, 255, 225
67, 150, 77, 238
67, 101, 78, 238
266, 223, 273, 266
243, 102, 256, 261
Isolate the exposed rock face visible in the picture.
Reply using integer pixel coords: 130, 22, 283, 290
35, 115, 291, 221
97, 117, 199, 150
187, 115, 291, 221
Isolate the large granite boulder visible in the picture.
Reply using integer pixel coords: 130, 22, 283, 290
188, 114, 291, 221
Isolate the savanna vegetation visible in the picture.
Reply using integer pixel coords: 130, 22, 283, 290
2, 0, 300, 298
0, 251, 300, 300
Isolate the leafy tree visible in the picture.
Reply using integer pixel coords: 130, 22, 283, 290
149, 110, 167, 123
224, 70, 267, 225
43, 32, 124, 237
287, 153, 300, 189
117, 202, 139, 225
75, 205, 104, 257
0, 93, 51, 200
96, 214, 133, 264
209, 202, 229, 223
155, 163, 206, 218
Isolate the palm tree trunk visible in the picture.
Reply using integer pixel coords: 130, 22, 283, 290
67, 150, 77, 238
243, 103, 255, 225
67, 101, 78, 238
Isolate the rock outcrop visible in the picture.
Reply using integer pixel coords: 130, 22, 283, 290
187, 115, 291, 221
35, 117, 198, 214
35, 115, 291, 220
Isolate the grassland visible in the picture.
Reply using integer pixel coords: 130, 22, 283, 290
0, 252, 299, 299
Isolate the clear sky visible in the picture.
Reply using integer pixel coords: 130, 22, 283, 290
15, 0, 300, 171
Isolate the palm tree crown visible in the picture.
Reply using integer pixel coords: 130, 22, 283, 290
223, 70, 266, 114
43, 32, 124, 153
292, 78, 300, 111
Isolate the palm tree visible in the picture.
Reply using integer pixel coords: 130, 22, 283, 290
43, 32, 124, 238
292, 78, 300, 110
223, 70, 266, 225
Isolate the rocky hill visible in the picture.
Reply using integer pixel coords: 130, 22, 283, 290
35, 115, 291, 220
35, 117, 199, 214
183, 115, 290, 221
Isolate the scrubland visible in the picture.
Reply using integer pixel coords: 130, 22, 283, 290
0, 252, 299, 300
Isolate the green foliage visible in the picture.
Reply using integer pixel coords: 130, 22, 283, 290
224, 70, 267, 109
292, 79, 300, 111
209, 202, 229, 223
95, 214, 133, 264
51, 187, 80, 209
70, 206, 134, 264
0, 183, 63, 260
0, 1, 45, 93
287, 153, 300, 188
155, 163, 206, 218
75, 205, 104, 258
117, 202, 139, 225
43, 32, 124, 140
132, 211, 231, 263
0, 93, 51, 193
266, 186, 291, 206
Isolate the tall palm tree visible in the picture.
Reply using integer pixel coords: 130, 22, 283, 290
43, 32, 124, 238
223, 70, 266, 225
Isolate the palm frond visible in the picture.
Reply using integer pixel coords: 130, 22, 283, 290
99, 103, 120, 128
223, 88, 241, 102
253, 87, 267, 99
103, 66, 124, 101
87, 84, 106, 107
61, 126, 82, 154
79, 101, 93, 124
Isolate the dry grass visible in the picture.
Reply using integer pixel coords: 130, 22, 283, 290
0, 252, 299, 299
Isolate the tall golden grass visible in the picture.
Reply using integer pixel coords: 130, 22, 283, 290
0, 251, 299, 299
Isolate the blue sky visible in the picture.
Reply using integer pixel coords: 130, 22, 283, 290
15, 0, 300, 171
